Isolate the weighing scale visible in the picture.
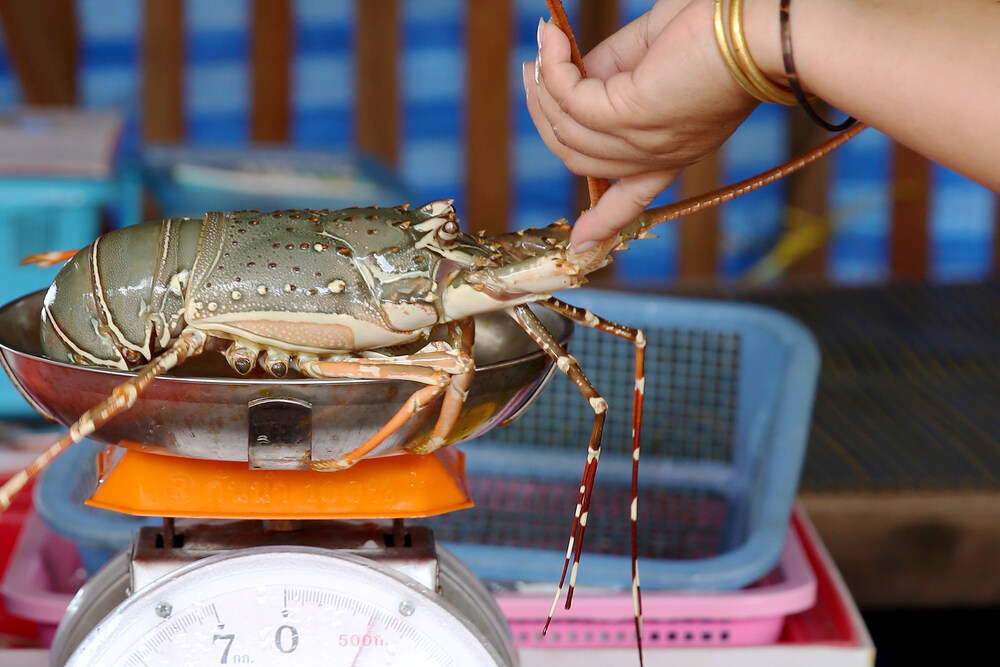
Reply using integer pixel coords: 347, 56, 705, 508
0, 290, 573, 666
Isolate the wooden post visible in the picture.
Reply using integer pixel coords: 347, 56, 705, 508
784, 110, 832, 278
0, 0, 78, 105
356, 0, 399, 166
890, 143, 930, 280
678, 154, 720, 279
466, 0, 511, 236
142, 0, 185, 142
251, 0, 291, 143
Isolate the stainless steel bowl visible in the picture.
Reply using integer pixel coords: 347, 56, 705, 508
0, 291, 570, 466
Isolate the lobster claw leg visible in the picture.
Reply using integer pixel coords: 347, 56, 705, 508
506, 306, 609, 627
0, 328, 208, 512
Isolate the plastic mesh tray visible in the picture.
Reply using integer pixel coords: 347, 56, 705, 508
435, 288, 819, 590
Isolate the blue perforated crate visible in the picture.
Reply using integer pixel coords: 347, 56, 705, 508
0, 173, 141, 417
433, 288, 819, 591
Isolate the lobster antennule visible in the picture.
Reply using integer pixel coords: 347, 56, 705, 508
21, 249, 80, 268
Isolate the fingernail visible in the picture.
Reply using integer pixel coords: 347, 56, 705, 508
570, 240, 598, 255
534, 55, 540, 84
537, 17, 545, 48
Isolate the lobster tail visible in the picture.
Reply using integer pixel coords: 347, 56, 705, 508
40, 217, 204, 369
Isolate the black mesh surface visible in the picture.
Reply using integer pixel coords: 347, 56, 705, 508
736, 281, 1000, 492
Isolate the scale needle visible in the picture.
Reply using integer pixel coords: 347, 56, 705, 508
349, 615, 379, 667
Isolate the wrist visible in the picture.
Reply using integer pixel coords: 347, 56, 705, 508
741, 0, 789, 91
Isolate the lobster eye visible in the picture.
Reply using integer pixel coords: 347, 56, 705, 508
438, 220, 459, 243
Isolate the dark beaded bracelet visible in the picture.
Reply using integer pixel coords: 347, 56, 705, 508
780, 0, 857, 132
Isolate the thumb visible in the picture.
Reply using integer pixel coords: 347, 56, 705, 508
570, 169, 679, 251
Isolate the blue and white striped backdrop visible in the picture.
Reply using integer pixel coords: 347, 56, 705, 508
0, 0, 994, 283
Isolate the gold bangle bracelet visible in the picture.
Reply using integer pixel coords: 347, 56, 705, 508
729, 0, 796, 105
712, 0, 772, 102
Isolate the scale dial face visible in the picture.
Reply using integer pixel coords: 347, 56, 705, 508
66, 547, 508, 666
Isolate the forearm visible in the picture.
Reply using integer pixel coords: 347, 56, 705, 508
744, 0, 1000, 190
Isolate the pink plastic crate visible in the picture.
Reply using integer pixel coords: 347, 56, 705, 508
494, 525, 816, 649
1, 511, 86, 646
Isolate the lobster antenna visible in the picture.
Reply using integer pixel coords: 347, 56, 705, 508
568, 121, 867, 274
0, 329, 207, 511
642, 122, 866, 228
543, 0, 867, 273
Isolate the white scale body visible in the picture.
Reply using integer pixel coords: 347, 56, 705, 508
51, 519, 519, 666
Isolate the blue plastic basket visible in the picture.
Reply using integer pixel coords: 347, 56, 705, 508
437, 288, 819, 591
32, 439, 160, 575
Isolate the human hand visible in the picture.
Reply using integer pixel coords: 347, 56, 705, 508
525, 0, 763, 251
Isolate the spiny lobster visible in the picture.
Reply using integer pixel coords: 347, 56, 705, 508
0, 2, 865, 664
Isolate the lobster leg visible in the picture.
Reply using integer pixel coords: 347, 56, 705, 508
506, 305, 608, 630
542, 297, 646, 652
406, 319, 476, 455
0, 328, 208, 511
303, 320, 476, 470
308, 371, 450, 470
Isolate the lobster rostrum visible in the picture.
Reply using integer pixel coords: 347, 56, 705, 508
0, 2, 867, 664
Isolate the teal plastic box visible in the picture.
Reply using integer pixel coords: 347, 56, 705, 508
0, 172, 141, 417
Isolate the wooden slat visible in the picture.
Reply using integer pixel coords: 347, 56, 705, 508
466, 0, 511, 236
355, 0, 399, 166
576, 0, 619, 62
251, 0, 291, 143
784, 110, 832, 278
678, 153, 720, 279
142, 0, 185, 142
0, 0, 77, 105
890, 143, 931, 280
